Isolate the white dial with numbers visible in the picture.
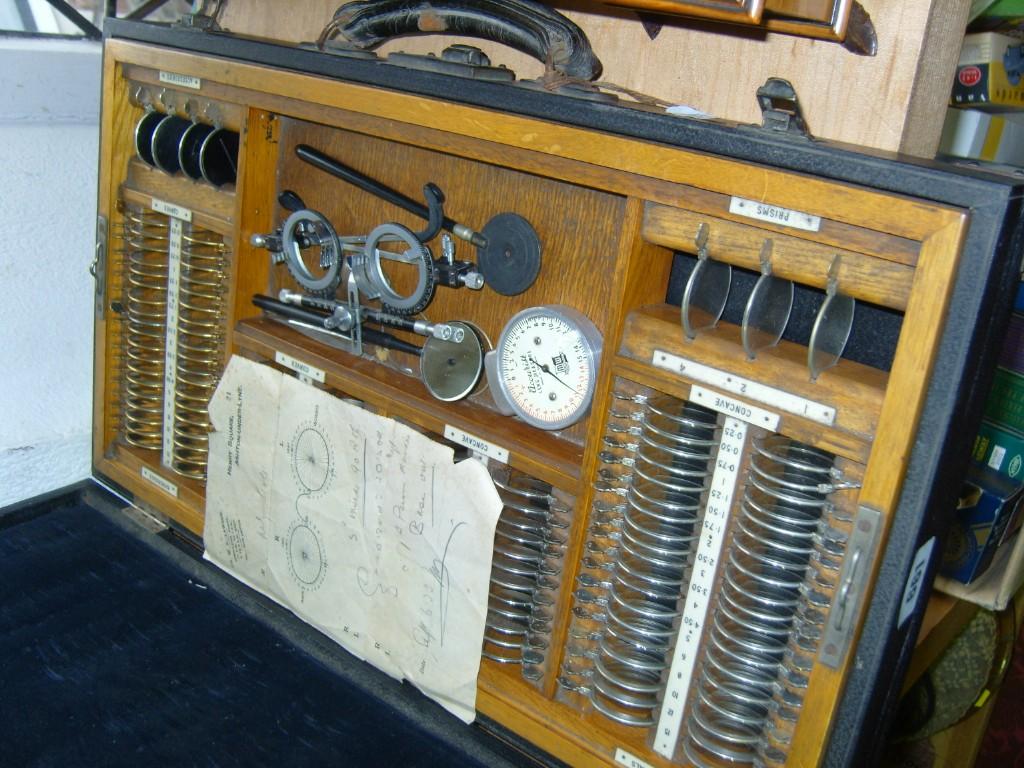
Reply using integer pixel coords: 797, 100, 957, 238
485, 305, 602, 431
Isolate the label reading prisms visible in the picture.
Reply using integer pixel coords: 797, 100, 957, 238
729, 196, 822, 232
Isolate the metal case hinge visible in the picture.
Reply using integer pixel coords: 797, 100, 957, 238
756, 78, 812, 139
178, 0, 224, 32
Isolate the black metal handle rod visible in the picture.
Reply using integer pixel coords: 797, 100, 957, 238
295, 144, 486, 248
252, 294, 422, 356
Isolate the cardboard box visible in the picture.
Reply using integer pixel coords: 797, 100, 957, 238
974, 420, 1024, 478
939, 109, 1024, 165
952, 32, 1024, 110
939, 465, 1024, 584
969, 0, 1024, 31
983, 367, 1024, 432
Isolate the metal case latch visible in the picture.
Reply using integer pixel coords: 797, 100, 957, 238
756, 78, 812, 139
92, 214, 108, 318
819, 504, 883, 668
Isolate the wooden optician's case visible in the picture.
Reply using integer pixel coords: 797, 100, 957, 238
91, 18, 1024, 768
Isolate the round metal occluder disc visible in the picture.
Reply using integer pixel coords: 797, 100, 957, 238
420, 321, 484, 402
478, 213, 542, 297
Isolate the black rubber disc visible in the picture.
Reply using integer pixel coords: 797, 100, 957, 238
477, 213, 542, 296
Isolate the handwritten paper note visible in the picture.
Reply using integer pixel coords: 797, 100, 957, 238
203, 356, 502, 722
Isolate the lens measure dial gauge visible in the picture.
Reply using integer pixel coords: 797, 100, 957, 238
484, 305, 603, 431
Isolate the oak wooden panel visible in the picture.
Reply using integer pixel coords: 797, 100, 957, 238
478, 661, 681, 768
96, 448, 206, 535
234, 317, 584, 492
643, 202, 916, 310
619, 304, 888, 444
95, 55, 137, 464
542, 199, 676, 696
276, 119, 628, 353
104, 39, 963, 241
787, 216, 969, 764
226, 108, 278, 351
123, 158, 236, 225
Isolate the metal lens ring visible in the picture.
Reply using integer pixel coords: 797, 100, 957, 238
684, 435, 838, 765
682, 254, 732, 339
281, 209, 344, 296
808, 289, 856, 381
742, 272, 794, 359
121, 206, 170, 450
360, 222, 435, 315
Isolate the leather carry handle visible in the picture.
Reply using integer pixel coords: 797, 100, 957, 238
323, 0, 602, 80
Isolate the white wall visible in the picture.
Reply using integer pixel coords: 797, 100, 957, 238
0, 37, 102, 506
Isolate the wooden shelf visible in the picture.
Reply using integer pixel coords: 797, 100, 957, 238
616, 303, 887, 464
233, 316, 585, 492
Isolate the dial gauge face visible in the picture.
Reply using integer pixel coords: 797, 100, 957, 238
494, 306, 602, 431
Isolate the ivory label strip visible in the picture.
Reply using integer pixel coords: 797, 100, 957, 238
444, 426, 509, 464
653, 350, 836, 426
274, 351, 326, 383
728, 196, 821, 232
141, 466, 178, 497
161, 217, 183, 469
159, 71, 201, 90
655, 417, 747, 757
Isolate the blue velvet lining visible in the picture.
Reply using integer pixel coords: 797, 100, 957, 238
0, 503, 506, 767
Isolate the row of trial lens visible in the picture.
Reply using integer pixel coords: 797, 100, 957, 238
132, 87, 239, 187
682, 435, 857, 768
558, 386, 719, 726
482, 468, 571, 684
170, 226, 229, 478
121, 206, 170, 452
683, 226, 856, 382
118, 203, 229, 480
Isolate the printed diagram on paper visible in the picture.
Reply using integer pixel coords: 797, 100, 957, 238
203, 356, 503, 722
